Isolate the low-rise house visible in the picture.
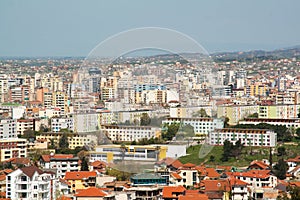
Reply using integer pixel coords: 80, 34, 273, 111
162, 185, 185, 200
64, 171, 97, 194
74, 187, 115, 200
170, 163, 199, 187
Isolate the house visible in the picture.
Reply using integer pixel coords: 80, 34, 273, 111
64, 171, 97, 194
6, 165, 56, 200
196, 166, 220, 180
199, 179, 230, 200
162, 185, 186, 200
247, 160, 270, 170
178, 192, 209, 200
170, 163, 199, 187
74, 187, 114, 200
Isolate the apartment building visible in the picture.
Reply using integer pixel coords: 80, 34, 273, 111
17, 119, 36, 135
217, 105, 259, 125
239, 118, 300, 128
0, 138, 27, 162
101, 124, 161, 142
36, 133, 97, 149
6, 166, 56, 200
40, 153, 80, 178
51, 117, 74, 132
0, 118, 17, 139
209, 128, 277, 147
162, 117, 224, 138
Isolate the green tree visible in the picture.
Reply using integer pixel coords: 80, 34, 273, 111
192, 108, 210, 117
162, 123, 180, 140
80, 156, 89, 171
277, 146, 286, 157
209, 155, 215, 162
140, 113, 151, 126
221, 140, 233, 162
273, 158, 288, 180
59, 133, 69, 149
289, 186, 300, 200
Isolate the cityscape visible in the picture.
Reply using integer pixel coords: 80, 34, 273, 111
1, 1, 300, 200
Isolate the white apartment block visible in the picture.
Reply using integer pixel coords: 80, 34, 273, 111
6, 166, 56, 200
239, 118, 300, 128
162, 117, 224, 137
73, 112, 99, 133
17, 119, 35, 135
101, 124, 161, 142
0, 138, 27, 161
51, 117, 74, 132
0, 118, 17, 139
40, 154, 79, 178
209, 128, 277, 147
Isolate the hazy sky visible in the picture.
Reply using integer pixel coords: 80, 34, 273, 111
1, 0, 299, 57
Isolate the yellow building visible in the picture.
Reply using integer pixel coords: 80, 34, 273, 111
64, 171, 97, 194
217, 105, 259, 125
245, 84, 268, 97
36, 133, 97, 149
52, 91, 69, 114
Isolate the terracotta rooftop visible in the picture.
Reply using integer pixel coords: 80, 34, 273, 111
64, 171, 97, 180
41, 154, 74, 162
75, 187, 107, 197
162, 185, 185, 198
178, 193, 209, 200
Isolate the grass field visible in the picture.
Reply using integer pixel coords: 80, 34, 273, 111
178, 142, 300, 167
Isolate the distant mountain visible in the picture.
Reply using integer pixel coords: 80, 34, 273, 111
211, 46, 300, 62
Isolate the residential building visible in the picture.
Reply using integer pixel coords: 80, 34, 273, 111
0, 118, 17, 139
51, 117, 74, 132
169, 163, 199, 187
64, 171, 97, 194
40, 153, 79, 178
239, 118, 300, 128
6, 166, 56, 200
36, 132, 97, 149
209, 128, 277, 147
101, 124, 161, 142
0, 138, 27, 162
162, 117, 224, 138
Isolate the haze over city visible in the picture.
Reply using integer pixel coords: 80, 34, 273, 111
1, 1, 300, 200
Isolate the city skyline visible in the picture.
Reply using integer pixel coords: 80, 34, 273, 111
1, 0, 300, 56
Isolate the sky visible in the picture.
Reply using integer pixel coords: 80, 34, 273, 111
0, 0, 300, 57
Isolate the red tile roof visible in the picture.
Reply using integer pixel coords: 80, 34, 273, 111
201, 180, 231, 192
228, 170, 271, 179
171, 172, 182, 180
64, 171, 97, 180
162, 185, 186, 198
178, 193, 209, 200
248, 160, 269, 170
75, 187, 107, 197
171, 160, 183, 169
41, 154, 74, 162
